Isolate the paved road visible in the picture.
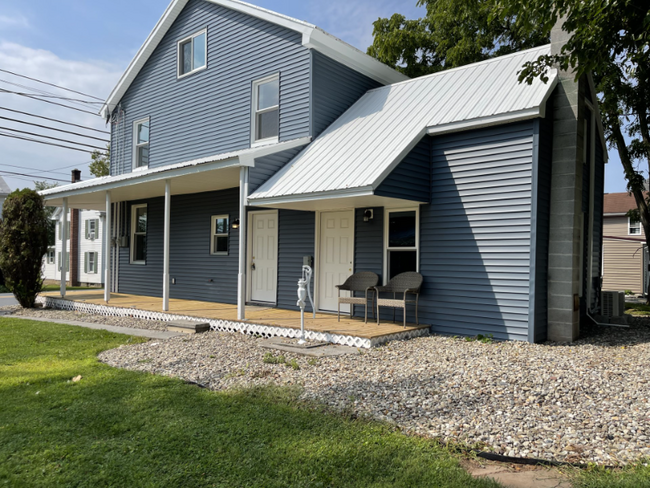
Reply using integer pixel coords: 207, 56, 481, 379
0, 293, 17, 307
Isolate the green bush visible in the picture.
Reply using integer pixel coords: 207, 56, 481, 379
0, 189, 49, 308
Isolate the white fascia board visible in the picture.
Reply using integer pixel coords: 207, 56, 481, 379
603, 212, 628, 217
239, 136, 311, 166
209, 0, 314, 34
426, 108, 542, 137
249, 186, 375, 206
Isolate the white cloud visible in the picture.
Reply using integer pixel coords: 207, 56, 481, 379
0, 14, 30, 29
0, 42, 122, 191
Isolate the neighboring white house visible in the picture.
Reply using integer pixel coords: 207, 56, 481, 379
43, 208, 105, 286
0, 176, 11, 219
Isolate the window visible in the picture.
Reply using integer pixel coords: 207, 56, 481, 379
133, 118, 150, 169
85, 219, 99, 240
131, 204, 147, 264
211, 215, 229, 255
252, 75, 279, 144
46, 247, 55, 265
384, 209, 419, 281
85, 252, 98, 274
58, 252, 70, 272
629, 217, 642, 235
178, 29, 207, 77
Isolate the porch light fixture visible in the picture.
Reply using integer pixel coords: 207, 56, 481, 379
364, 209, 374, 222
231, 218, 240, 229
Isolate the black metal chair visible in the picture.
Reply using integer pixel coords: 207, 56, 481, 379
335, 271, 379, 323
374, 272, 423, 327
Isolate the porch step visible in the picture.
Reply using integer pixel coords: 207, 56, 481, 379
167, 320, 210, 334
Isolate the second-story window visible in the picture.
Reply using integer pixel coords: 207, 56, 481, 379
133, 118, 150, 169
178, 30, 206, 77
252, 75, 279, 144
629, 217, 642, 235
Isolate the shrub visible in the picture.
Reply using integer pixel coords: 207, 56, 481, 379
0, 189, 49, 308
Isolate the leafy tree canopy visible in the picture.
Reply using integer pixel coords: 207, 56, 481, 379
89, 144, 110, 178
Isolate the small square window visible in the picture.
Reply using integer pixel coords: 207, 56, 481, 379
211, 215, 229, 255
133, 118, 150, 169
252, 75, 279, 144
178, 30, 207, 77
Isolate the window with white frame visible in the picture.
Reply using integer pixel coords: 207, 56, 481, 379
211, 215, 229, 255
178, 29, 207, 77
385, 209, 419, 281
85, 252, 98, 274
58, 252, 70, 272
133, 118, 150, 169
629, 217, 642, 235
252, 75, 279, 144
46, 247, 55, 264
131, 204, 148, 264
85, 219, 99, 240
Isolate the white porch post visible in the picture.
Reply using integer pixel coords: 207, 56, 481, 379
237, 167, 249, 320
104, 191, 111, 303
163, 179, 171, 311
60, 198, 68, 297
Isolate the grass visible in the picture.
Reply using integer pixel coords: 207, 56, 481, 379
0, 318, 500, 487
40, 284, 101, 292
625, 302, 650, 315
572, 462, 650, 487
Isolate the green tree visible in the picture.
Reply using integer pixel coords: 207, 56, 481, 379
34, 181, 57, 246
89, 144, 110, 177
0, 189, 49, 307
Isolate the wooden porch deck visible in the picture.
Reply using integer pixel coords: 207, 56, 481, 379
43, 290, 429, 343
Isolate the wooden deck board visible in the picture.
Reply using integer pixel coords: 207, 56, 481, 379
44, 291, 428, 339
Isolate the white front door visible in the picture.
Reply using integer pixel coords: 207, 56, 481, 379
250, 211, 278, 303
318, 210, 354, 312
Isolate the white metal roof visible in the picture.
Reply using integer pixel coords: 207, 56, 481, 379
100, 0, 407, 118
248, 45, 558, 205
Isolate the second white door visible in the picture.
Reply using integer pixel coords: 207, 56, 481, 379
318, 210, 354, 312
250, 211, 278, 303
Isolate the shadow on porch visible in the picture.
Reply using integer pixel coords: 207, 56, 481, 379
41, 290, 429, 348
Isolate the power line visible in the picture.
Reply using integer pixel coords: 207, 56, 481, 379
0, 116, 110, 143
0, 169, 69, 183
0, 131, 94, 154
0, 126, 105, 150
0, 78, 102, 110
0, 162, 72, 176
0, 88, 100, 116
0, 107, 110, 134
0, 84, 102, 104
0, 68, 104, 101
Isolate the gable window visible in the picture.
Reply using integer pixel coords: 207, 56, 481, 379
384, 208, 419, 281
85, 252, 98, 274
133, 118, 150, 169
252, 75, 279, 145
211, 215, 229, 255
629, 217, 642, 235
131, 204, 147, 264
46, 247, 55, 265
178, 29, 207, 77
85, 219, 99, 240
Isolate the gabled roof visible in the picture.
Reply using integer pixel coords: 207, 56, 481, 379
0, 176, 10, 196
100, 0, 407, 118
604, 192, 644, 214
249, 45, 558, 205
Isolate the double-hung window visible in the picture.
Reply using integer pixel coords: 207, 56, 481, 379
252, 75, 279, 144
385, 209, 419, 281
133, 118, 150, 169
85, 252, 98, 274
85, 219, 99, 240
629, 217, 642, 235
211, 215, 229, 255
46, 247, 55, 265
131, 204, 148, 264
178, 29, 207, 77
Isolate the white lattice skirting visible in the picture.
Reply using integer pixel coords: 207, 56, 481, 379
36, 297, 429, 348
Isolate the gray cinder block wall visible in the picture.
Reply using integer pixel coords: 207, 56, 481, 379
547, 20, 587, 342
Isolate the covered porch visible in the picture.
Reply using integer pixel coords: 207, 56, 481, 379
39, 290, 429, 348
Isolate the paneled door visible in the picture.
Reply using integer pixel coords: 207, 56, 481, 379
250, 211, 278, 303
318, 210, 354, 312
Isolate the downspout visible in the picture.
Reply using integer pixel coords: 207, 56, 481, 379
237, 166, 249, 320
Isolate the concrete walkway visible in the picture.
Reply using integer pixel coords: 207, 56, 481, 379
10, 316, 183, 340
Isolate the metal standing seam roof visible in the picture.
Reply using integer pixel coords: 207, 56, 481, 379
248, 45, 558, 204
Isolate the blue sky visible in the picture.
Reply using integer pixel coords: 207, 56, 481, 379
0, 0, 629, 193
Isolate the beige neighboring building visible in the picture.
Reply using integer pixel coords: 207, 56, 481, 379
602, 192, 647, 295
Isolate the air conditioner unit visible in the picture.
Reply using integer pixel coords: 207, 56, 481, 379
602, 291, 625, 317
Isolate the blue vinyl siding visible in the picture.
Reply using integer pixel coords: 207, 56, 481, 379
353, 207, 384, 319
277, 209, 315, 311
375, 137, 431, 202
311, 51, 382, 137
249, 145, 308, 193
110, 0, 311, 176
420, 121, 536, 341
119, 188, 240, 303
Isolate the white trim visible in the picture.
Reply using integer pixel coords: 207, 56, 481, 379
383, 206, 420, 285
426, 107, 544, 137
130, 204, 148, 265
629, 216, 642, 235
251, 73, 280, 147
177, 28, 207, 79
250, 187, 375, 206
245, 209, 279, 304
132, 117, 150, 171
210, 214, 230, 255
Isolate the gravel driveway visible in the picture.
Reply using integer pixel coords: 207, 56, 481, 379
6, 306, 650, 465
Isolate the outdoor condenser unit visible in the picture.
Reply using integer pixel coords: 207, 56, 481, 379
601, 291, 625, 317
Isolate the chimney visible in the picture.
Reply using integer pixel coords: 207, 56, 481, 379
70, 170, 81, 286
546, 18, 589, 342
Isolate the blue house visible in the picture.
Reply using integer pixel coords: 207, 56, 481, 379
42, 0, 607, 343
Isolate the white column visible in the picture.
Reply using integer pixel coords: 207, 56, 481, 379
163, 179, 171, 311
237, 167, 249, 320
104, 191, 111, 303
60, 198, 68, 297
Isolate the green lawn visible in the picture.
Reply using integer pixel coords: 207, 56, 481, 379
625, 302, 650, 315
573, 464, 650, 487
0, 318, 500, 487
40, 284, 101, 292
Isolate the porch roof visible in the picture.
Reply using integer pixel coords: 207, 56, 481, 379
39, 137, 310, 210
